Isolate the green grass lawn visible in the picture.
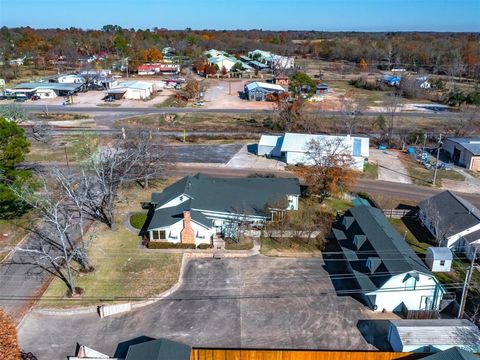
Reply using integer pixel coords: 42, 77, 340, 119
260, 237, 320, 256
322, 197, 353, 214
388, 218, 431, 254
399, 153, 465, 187
39, 181, 181, 308
130, 212, 148, 230
0, 213, 34, 262
225, 237, 254, 250
361, 163, 378, 179
34, 113, 91, 121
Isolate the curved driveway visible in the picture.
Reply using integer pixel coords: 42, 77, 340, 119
18, 256, 377, 359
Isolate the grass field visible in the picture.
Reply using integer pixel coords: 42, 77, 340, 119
39, 180, 182, 308
361, 163, 379, 179
25, 135, 98, 163
0, 213, 34, 262
399, 153, 465, 186
225, 237, 254, 250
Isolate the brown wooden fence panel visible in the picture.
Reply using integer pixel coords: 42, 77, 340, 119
190, 349, 421, 360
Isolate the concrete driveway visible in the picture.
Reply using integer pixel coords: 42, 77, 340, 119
369, 149, 412, 184
18, 256, 375, 359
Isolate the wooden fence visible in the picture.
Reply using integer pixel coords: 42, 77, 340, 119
190, 349, 424, 360
382, 209, 417, 219
401, 303, 439, 320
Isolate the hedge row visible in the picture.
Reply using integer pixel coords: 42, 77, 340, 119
147, 242, 196, 249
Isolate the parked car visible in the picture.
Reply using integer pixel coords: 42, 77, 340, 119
15, 94, 27, 102
193, 101, 204, 107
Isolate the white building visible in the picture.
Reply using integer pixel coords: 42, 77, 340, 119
107, 81, 154, 100
248, 50, 295, 69
333, 206, 445, 312
263, 133, 369, 171
206, 55, 239, 72
418, 191, 480, 260
388, 319, 480, 353
425, 247, 452, 272
144, 173, 300, 246
257, 135, 283, 157
57, 74, 85, 84
244, 82, 286, 101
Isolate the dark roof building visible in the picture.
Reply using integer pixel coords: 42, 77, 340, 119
417, 191, 480, 259
331, 206, 444, 312
421, 347, 480, 360
125, 338, 191, 360
443, 137, 480, 171
145, 173, 300, 244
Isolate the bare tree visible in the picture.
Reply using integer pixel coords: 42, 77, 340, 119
11, 178, 86, 295
447, 105, 480, 137
274, 96, 304, 131
79, 131, 170, 230
339, 91, 366, 135
383, 92, 402, 146
0, 104, 28, 124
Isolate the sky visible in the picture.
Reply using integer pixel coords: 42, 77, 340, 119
1, 0, 479, 32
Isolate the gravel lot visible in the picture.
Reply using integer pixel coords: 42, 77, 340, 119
171, 144, 243, 163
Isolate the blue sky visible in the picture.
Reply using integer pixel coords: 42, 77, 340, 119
1, 0, 479, 31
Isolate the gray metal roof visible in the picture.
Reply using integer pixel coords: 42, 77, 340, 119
125, 338, 191, 360
446, 137, 480, 156
147, 201, 212, 230
389, 319, 480, 350
422, 347, 480, 360
418, 191, 480, 237
258, 134, 283, 147
427, 247, 453, 259
333, 206, 433, 292
14, 82, 83, 91
462, 229, 480, 244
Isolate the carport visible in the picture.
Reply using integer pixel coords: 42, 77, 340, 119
106, 88, 127, 100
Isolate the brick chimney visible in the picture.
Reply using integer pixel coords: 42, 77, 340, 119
180, 211, 195, 244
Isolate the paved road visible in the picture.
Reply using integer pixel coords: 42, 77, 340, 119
22, 104, 458, 119
172, 164, 480, 208
171, 144, 243, 163
18, 256, 376, 358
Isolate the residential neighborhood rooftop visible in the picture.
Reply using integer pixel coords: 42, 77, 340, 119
418, 190, 480, 236
446, 137, 480, 156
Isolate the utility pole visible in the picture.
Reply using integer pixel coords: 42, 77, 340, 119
432, 134, 443, 185
421, 133, 427, 159
458, 246, 479, 319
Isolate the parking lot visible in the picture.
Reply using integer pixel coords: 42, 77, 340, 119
171, 143, 243, 163
18, 256, 377, 358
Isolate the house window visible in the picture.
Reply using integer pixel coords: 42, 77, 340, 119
151, 230, 166, 241
440, 260, 445, 266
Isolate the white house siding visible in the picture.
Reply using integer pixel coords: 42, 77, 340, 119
36, 89, 57, 99
369, 273, 443, 312
284, 151, 364, 171
149, 219, 213, 246
446, 223, 480, 248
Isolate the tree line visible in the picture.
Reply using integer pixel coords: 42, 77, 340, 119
1, 27, 479, 78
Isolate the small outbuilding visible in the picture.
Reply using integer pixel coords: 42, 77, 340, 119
388, 319, 480, 353
425, 247, 452, 272
244, 82, 286, 101
257, 135, 283, 157
316, 83, 331, 95
107, 81, 153, 100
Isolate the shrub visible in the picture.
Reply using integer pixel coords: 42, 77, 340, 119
197, 243, 211, 249
130, 212, 147, 230
147, 242, 196, 249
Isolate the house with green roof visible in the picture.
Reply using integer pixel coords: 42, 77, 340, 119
331, 206, 445, 312
144, 173, 300, 246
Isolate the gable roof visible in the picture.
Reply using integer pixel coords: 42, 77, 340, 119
125, 338, 191, 360
245, 81, 285, 92
418, 191, 480, 236
389, 319, 480, 351
148, 173, 300, 229
332, 206, 433, 292
422, 347, 480, 360
14, 82, 83, 91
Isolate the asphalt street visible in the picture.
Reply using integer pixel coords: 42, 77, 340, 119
18, 256, 376, 358
172, 144, 243, 163
22, 104, 457, 119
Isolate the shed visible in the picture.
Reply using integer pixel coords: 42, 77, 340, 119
125, 338, 191, 360
244, 82, 286, 101
388, 319, 480, 353
425, 247, 452, 272
258, 135, 283, 157
316, 83, 331, 95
